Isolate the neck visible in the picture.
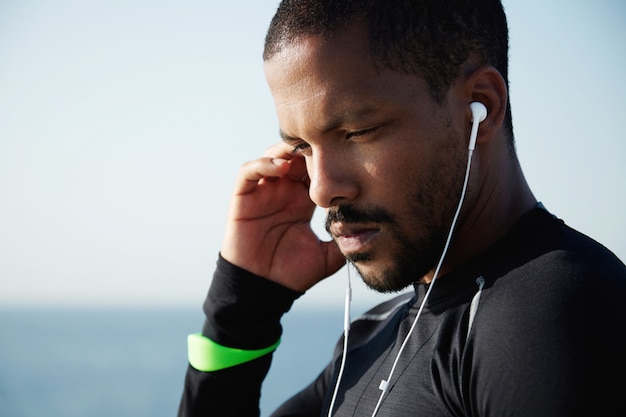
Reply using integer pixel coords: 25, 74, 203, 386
422, 141, 536, 284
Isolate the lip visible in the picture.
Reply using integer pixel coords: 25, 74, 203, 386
331, 222, 380, 255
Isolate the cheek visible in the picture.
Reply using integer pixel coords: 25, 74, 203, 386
360, 152, 425, 214
361, 142, 428, 191
364, 138, 466, 222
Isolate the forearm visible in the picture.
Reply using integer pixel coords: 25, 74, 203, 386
179, 255, 302, 417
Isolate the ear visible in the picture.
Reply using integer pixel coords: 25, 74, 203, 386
463, 65, 508, 146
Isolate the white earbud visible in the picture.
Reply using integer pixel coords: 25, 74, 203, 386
468, 102, 487, 151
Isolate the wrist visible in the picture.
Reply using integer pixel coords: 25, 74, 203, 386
202, 255, 302, 349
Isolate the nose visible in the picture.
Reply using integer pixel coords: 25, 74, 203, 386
307, 149, 359, 208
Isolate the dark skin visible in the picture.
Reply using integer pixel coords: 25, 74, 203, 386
220, 22, 536, 292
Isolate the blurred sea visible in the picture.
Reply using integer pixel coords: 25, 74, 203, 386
0, 306, 349, 417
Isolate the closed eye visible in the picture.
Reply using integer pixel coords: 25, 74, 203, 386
291, 141, 311, 155
345, 126, 380, 140
280, 130, 310, 156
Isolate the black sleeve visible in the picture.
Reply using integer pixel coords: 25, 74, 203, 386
178, 255, 303, 417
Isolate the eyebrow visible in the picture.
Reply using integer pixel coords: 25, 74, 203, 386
280, 130, 299, 144
279, 105, 381, 143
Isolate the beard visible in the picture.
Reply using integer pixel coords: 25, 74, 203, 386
324, 133, 467, 293
325, 199, 448, 293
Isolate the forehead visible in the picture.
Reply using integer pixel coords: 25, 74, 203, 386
263, 24, 432, 133
264, 25, 375, 101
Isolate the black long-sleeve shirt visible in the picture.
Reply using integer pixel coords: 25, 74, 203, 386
179, 207, 626, 416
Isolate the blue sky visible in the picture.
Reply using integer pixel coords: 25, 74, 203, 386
1, 1, 624, 309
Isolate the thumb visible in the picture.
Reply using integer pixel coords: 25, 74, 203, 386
322, 240, 348, 278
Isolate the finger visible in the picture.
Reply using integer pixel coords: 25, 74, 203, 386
263, 141, 310, 184
264, 141, 297, 159
235, 157, 289, 195
286, 154, 309, 184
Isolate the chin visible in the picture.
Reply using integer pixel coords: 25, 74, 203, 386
349, 245, 438, 293
351, 259, 417, 294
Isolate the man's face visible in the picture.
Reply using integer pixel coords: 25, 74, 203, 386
264, 25, 468, 292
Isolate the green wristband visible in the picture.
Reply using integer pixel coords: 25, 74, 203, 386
187, 333, 281, 372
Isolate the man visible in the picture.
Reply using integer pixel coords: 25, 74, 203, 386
179, 0, 626, 416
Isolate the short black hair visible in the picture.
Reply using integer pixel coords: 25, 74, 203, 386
264, 0, 513, 142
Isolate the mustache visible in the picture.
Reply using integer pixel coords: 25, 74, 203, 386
325, 204, 395, 234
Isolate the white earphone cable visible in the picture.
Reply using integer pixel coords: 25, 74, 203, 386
370, 148, 474, 417
327, 261, 352, 417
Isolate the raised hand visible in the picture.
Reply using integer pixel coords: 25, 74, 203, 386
220, 142, 345, 292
